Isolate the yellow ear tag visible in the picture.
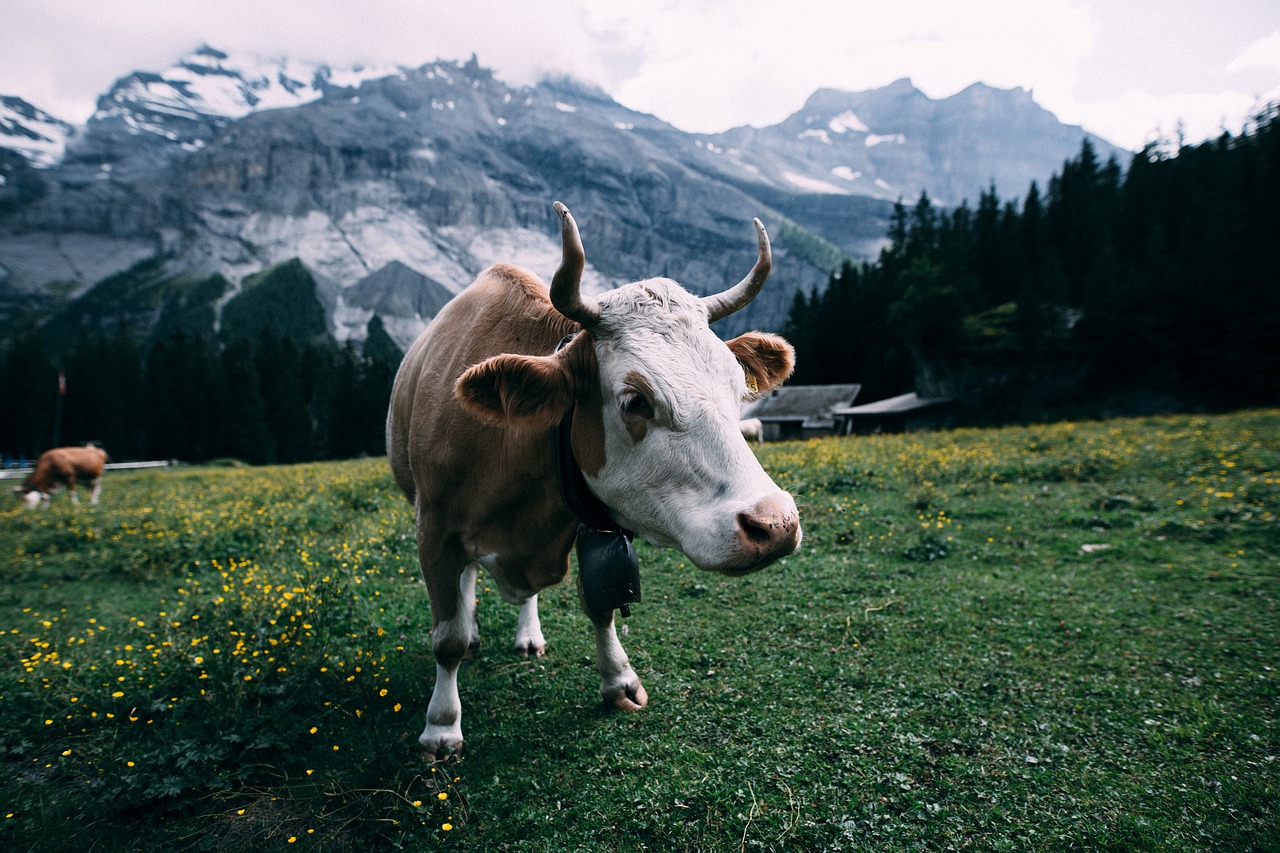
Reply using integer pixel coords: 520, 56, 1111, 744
745, 372, 759, 394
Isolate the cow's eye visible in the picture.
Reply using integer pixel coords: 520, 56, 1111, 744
619, 389, 654, 420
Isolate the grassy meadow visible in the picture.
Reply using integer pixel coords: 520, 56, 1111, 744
1, 410, 1276, 851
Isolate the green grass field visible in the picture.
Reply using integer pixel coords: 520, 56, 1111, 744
1, 411, 1276, 851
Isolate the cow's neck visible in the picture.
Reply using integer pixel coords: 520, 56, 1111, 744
551, 333, 642, 617
552, 402, 626, 535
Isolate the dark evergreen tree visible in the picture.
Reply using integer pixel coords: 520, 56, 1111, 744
144, 334, 188, 460
255, 329, 313, 463
358, 316, 404, 455
61, 326, 144, 459
214, 337, 274, 463
318, 342, 364, 460
362, 316, 404, 367
780, 287, 818, 385
0, 324, 58, 458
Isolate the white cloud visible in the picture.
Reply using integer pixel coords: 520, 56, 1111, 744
1073, 89, 1274, 151
1227, 29, 1280, 73
592, 0, 1098, 133
0, 0, 1275, 153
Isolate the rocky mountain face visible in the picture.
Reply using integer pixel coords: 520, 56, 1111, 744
0, 50, 1128, 351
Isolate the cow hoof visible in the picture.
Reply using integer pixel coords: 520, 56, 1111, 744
602, 674, 649, 712
419, 726, 464, 761
513, 639, 547, 658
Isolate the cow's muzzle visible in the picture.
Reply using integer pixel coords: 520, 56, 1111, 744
720, 494, 801, 575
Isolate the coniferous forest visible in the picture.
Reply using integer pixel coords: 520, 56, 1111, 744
0, 320, 401, 465
784, 102, 1280, 421
3, 103, 1278, 463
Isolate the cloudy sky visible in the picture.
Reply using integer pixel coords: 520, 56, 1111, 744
3, 0, 1278, 151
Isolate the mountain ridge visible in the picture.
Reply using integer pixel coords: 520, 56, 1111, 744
0, 48, 1130, 350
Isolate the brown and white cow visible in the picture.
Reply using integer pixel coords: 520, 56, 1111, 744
387, 202, 801, 757
13, 446, 107, 509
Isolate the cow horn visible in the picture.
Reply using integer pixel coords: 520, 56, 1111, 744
703, 218, 772, 323
550, 201, 601, 327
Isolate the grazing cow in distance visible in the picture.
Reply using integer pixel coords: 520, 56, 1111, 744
387, 201, 802, 757
739, 417, 764, 445
13, 446, 108, 509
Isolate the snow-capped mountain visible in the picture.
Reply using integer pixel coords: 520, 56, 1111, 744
698, 78, 1123, 207
75, 45, 400, 161
0, 96, 75, 168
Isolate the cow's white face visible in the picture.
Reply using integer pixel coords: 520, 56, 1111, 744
19, 489, 45, 510
582, 279, 800, 574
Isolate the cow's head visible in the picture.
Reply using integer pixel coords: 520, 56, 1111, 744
12, 486, 46, 510
457, 202, 801, 574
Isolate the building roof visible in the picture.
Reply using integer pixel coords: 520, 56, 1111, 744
742, 384, 862, 429
832, 392, 954, 416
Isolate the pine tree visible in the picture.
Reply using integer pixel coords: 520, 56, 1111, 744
780, 288, 817, 384
362, 316, 404, 367
0, 324, 57, 458
214, 337, 274, 463
254, 329, 313, 464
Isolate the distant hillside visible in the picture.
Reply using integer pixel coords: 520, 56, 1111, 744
0, 50, 1129, 350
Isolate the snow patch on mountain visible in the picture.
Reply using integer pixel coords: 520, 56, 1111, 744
0, 96, 75, 167
94, 45, 396, 128
784, 170, 850, 195
828, 110, 870, 134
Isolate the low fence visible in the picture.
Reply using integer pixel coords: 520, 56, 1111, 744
0, 460, 173, 480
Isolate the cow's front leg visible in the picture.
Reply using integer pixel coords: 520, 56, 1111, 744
421, 562, 479, 758
593, 616, 648, 711
513, 595, 547, 657
578, 578, 647, 711
89, 477, 102, 505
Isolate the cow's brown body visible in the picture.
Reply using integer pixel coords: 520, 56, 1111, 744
15, 446, 107, 507
388, 264, 586, 622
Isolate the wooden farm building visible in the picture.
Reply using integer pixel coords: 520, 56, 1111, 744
831, 392, 956, 435
740, 384, 862, 441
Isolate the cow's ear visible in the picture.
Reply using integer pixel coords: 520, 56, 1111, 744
726, 332, 795, 398
456, 353, 572, 429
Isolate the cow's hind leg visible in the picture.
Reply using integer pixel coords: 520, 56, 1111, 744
478, 555, 546, 657
578, 576, 648, 712
89, 476, 102, 505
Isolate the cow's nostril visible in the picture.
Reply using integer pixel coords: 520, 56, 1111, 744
738, 512, 773, 545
